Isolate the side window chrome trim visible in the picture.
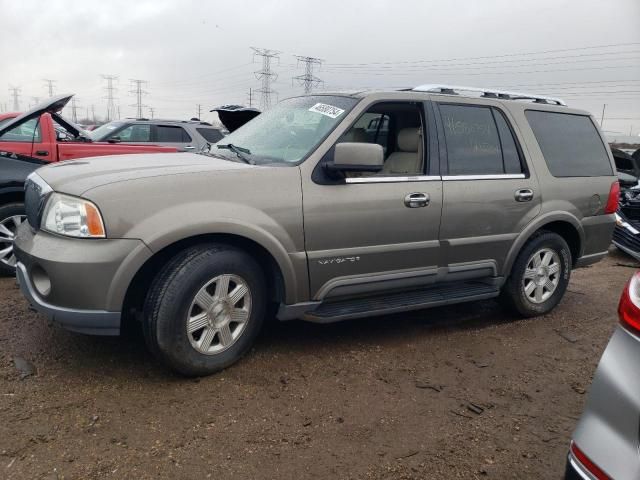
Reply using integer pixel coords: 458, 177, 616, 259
346, 175, 441, 184
442, 174, 526, 181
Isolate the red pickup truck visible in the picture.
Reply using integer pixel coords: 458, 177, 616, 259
0, 94, 177, 162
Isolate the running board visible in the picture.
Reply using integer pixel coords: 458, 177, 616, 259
303, 282, 500, 323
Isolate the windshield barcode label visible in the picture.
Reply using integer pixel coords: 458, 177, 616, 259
308, 103, 345, 119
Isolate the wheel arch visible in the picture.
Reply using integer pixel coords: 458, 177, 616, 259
503, 212, 584, 276
120, 232, 297, 328
0, 188, 25, 207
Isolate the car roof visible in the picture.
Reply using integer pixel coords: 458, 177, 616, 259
119, 118, 217, 127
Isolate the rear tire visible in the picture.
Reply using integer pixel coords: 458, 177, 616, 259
143, 244, 266, 376
502, 232, 572, 317
0, 203, 26, 277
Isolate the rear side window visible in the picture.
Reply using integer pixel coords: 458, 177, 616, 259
196, 128, 223, 143
525, 110, 612, 177
439, 104, 523, 175
156, 125, 192, 143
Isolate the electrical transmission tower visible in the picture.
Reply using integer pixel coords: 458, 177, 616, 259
43, 79, 56, 97
9, 86, 21, 111
149, 107, 155, 119
293, 56, 324, 94
30, 97, 41, 108
129, 79, 148, 119
196, 104, 202, 119
102, 74, 118, 122
251, 47, 280, 109
70, 97, 80, 123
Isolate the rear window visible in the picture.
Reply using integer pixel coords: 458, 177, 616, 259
525, 110, 612, 177
156, 125, 192, 143
197, 128, 224, 143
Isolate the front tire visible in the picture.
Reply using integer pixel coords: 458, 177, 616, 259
0, 203, 26, 276
502, 232, 572, 317
143, 244, 266, 376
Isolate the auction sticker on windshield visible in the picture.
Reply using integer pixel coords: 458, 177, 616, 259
308, 103, 345, 119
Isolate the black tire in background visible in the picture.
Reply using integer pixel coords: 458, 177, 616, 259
0, 202, 26, 277
143, 244, 267, 376
501, 231, 572, 317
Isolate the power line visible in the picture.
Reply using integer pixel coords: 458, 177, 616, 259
102, 74, 118, 122
129, 79, 148, 119
293, 55, 324, 94
71, 97, 80, 123
325, 41, 640, 67
251, 47, 280, 109
43, 79, 56, 97
8, 86, 20, 111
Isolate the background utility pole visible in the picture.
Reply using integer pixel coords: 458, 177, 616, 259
102, 74, 118, 122
30, 96, 41, 108
117, 105, 121, 119
247, 88, 253, 107
196, 104, 202, 119
251, 47, 280, 110
91, 104, 96, 123
149, 107, 155, 119
70, 97, 80, 123
43, 79, 56, 97
129, 79, 148, 119
9, 86, 21, 111
293, 56, 324, 94
600, 104, 606, 128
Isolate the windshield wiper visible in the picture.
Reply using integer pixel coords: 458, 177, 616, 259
217, 143, 254, 164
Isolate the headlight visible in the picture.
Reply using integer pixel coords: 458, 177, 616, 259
41, 193, 106, 238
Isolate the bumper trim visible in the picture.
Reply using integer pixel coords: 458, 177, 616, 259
575, 251, 609, 268
16, 262, 121, 336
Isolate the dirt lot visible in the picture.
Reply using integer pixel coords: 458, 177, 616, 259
0, 250, 636, 480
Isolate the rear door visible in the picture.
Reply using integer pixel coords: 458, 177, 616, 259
433, 99, 541, 278
152, 124, 194, 151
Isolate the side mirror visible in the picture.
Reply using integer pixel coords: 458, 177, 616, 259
326, 142, 384, 176
108, 136, 121, 143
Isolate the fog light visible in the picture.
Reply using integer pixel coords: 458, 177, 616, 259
31, 266, 51, 297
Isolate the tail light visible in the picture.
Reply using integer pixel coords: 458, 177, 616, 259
570, 441, 611, 480
604, 181, 620, 214
618, 271, 640, 335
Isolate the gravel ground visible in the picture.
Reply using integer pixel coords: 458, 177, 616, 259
0, 249, 636, 479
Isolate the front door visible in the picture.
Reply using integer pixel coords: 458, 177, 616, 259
301, 100, 443, 300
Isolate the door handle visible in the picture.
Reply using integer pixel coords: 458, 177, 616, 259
515, 189, 534, 202
183, 145, 195, 150
404, 193, 429, 208
35, 150, 49, 156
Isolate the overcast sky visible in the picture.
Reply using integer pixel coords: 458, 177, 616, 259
1, 0, 639, 136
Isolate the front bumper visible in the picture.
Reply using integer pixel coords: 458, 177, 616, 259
16, 262, 121, 335
13, 225, 152, 336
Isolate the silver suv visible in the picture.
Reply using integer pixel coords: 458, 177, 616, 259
14, 85, 618, 376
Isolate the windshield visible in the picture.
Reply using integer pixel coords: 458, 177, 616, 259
89, 121, 125, 140
213, 95, 358, 164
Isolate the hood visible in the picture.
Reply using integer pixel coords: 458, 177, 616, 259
210, 105, 260, 132
0, 94, 74, 137
36, 152, 253, 195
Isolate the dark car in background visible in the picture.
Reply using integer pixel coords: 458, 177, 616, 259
89, 118, 227, 152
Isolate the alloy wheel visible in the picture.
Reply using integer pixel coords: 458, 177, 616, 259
186, 274, 252, 355
0, 215, 26, 268
522, 248, 561, 304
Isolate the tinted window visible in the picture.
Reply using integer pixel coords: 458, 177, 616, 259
525, 110, 612, 177
116, 124, 151, 142
0, 118, 41, 142
196, 128, 223, 143
156, 125, 191, 143
494, 110, 522, 174
440, 105, 503, 175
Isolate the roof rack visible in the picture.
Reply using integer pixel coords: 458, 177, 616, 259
411, 84, 566, 106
